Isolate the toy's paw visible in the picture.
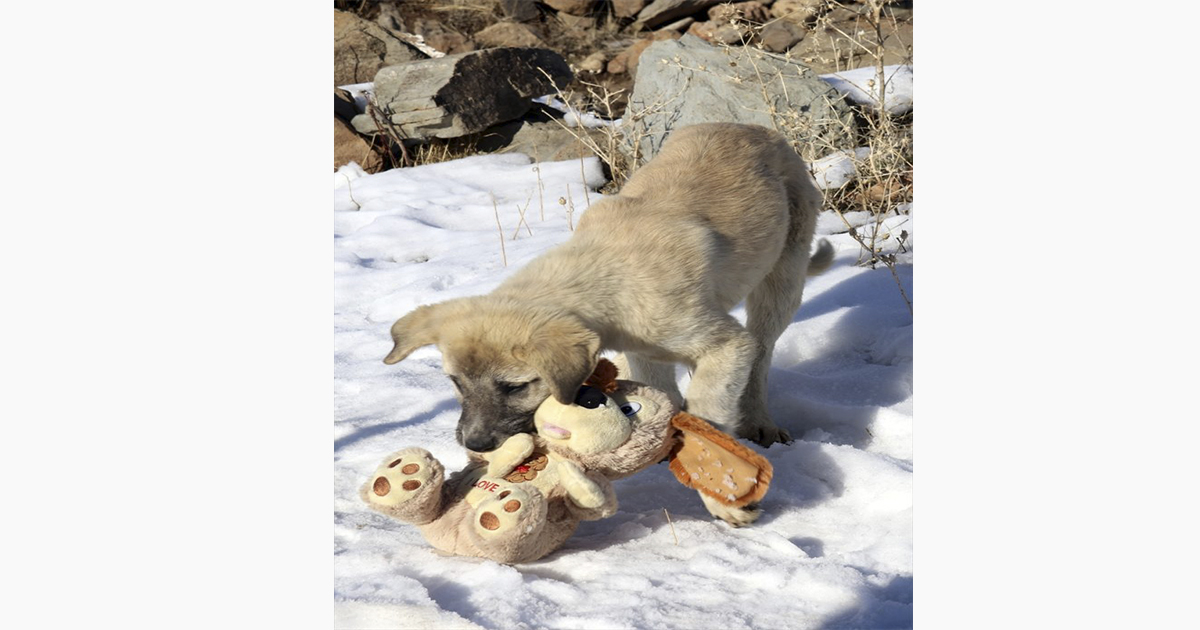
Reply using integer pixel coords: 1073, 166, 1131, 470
472, 483, 546, 540
699, 492, 762, 528
557, 459, 607, 510
365, 448, 443, 510
485, 433, 536, 478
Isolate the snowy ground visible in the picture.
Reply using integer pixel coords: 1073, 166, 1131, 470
333, 153, 913, 629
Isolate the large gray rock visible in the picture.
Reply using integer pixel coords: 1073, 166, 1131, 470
352, 47, 572, 140
624, 34, 856, 163
333, 10, 425, 86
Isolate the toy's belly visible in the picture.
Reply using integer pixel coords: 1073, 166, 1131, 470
462, 461, 561, 508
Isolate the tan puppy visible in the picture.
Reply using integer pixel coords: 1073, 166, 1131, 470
384, 123, 831, 459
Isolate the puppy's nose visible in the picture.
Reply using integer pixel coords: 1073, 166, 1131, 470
464, 435, 498, 452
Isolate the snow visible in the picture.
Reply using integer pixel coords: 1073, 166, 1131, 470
334, 152, 913, 628
533, 95, 622, 129
810, 147, 874, 190
820, 65, 913, 116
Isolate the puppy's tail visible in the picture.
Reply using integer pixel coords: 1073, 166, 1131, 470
807, 238, 835, 276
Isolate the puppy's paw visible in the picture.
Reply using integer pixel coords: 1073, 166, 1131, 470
738, 423, 793, 448
364, 448, 443, 511
699, 492, 762, 528
472, 483, 546, 539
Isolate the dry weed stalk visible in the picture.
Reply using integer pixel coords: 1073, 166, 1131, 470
535, 67, 687, 190
512, 191, 534, 240
491, 193, 508, 267
533, 165, 546, 221
341, 173, 362, 210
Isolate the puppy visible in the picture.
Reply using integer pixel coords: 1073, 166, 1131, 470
384, 123, 831, 519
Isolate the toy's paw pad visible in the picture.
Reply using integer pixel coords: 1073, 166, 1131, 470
473, 485, 543, 539
367, 448, 438, 508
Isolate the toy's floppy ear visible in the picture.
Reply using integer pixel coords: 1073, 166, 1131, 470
667, 412, 773, 508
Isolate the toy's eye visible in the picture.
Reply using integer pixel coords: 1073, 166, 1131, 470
574, 385, 607, 409
620, 402, 641, 417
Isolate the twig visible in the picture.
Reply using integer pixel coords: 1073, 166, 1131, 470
491, 193, 507, 267
342, 174, 361, 210
884, 255, 913, 314
533, 165, 545, 221
664, 508, 679, 546
579, 154, 591, 209
565, 186, 576, 231
511, 190, 534, 240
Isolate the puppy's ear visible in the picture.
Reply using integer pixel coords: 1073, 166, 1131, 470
383, 304, 444, 365
519, 315, 600, 404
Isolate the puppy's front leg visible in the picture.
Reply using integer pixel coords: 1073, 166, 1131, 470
682, 324, 757, 436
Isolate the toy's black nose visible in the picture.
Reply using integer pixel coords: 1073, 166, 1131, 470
574, 385, 607, 409
464, 435, 498, 452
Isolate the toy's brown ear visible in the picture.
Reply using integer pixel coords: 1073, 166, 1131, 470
667, 412, 773, 508
584, 358, 620, 393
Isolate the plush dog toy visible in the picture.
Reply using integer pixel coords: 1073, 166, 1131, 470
361, 359, 773, 564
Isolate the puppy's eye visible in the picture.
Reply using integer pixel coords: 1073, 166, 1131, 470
620, 402, 641, 417
574, 385, 607, 409
498, 381, 529, 395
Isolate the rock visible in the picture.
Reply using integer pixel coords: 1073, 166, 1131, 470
499, 0, 541, 22
708, 1, 770, 24
685, 19, 752, 45
771, 0, 828, 22
579, 50, 608, 74
759, 18, 806, 53
335, 117, 383, 172
624, 34, 855, 163
410, 18, 475, 55
542, 0, 595, 16
474, 22, 545, 48
635, 0, 726, 30
789, 4, 911, 73
376, 2, 406, 31
607, 30, 681, 75
334, 9, 426, 86
613, 0, 648, 19
478, 115, 608, 163
685, 20, 717, 42
352, 47, 573, 140
658, 17, 695, 32
556, 11, 596, 30
335, 88, 358, 122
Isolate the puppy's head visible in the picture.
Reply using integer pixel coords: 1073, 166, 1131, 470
383, 297, 600, 453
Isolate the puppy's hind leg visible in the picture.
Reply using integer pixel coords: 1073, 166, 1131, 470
741, 220, 831, 448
